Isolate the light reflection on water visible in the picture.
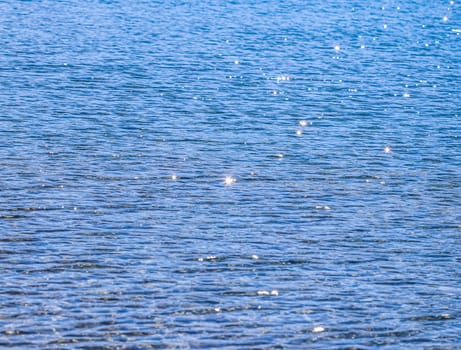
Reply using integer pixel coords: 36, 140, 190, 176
0, 0, 460, 348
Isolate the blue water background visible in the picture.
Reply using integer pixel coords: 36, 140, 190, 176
0, 0, 460, 348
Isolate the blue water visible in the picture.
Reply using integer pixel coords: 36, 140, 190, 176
1, 0, 460, 348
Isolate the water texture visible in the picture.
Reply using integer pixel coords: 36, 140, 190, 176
0, 0, 460, 348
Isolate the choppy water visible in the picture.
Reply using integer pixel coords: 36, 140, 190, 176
1, 0, 460, 348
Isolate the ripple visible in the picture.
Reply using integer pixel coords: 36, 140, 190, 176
0, 0, 459, 348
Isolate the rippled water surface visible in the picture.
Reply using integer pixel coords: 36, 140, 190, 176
1, 0, 460, 348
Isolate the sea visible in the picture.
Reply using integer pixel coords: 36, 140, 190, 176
0, 0, 460, 348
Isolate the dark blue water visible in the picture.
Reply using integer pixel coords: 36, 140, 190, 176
1, 0, 460, 348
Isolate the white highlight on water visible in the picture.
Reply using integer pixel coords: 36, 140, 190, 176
224, 176, 237, 185
384, 146, 392, 153
257, 290, 279, 296
276, 75, 290, 82
198, 256, 217, 262
299, 120, 309, 127
312, 326, 325, 333
316, 205, 331, 210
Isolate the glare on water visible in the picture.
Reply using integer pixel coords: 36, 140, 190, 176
0, 0, 460, 348
224, 176, 237, 185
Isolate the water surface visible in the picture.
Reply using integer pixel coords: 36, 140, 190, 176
0, 0, 460, 348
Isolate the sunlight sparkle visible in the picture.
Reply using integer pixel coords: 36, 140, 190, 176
224, 176, 237, 185
312, 326, 325, 333
299, 120, 308, 127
